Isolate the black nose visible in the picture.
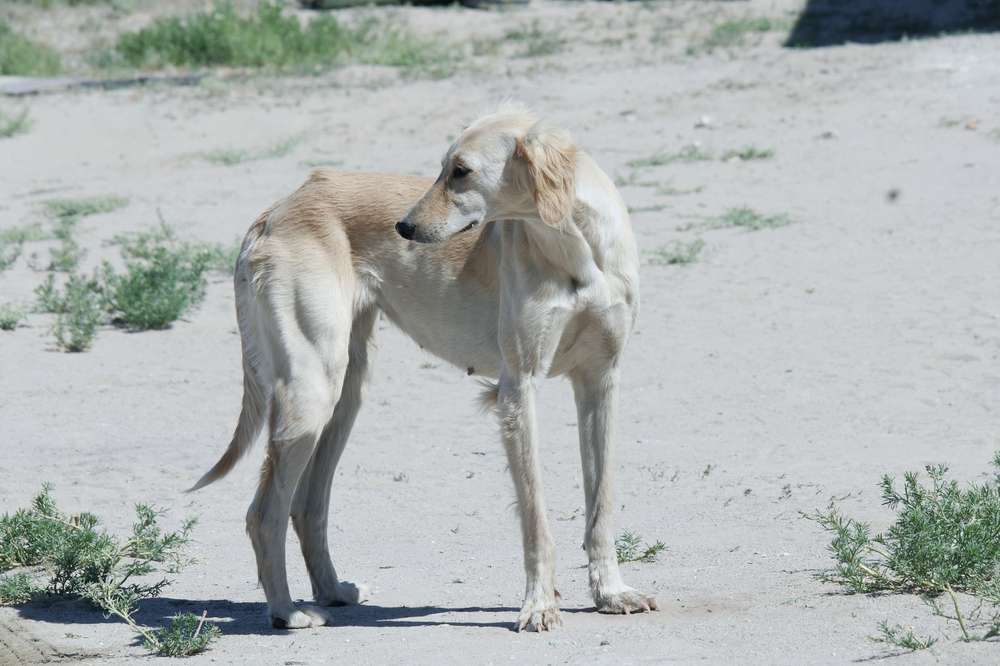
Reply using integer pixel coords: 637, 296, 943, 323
395, 220, 416, 240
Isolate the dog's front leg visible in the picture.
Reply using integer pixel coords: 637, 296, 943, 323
571, 365, 658, 615
497, 374, 562, 632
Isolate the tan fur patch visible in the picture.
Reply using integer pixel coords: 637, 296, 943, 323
516, 125, 578, 227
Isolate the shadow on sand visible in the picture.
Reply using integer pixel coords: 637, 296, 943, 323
786, 0, 1000, 47
12, 596, 597, 635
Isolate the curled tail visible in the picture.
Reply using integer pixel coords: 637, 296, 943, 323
188, 361, 267, 492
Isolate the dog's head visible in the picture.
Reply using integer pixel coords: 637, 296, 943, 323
396, 106, 578, 243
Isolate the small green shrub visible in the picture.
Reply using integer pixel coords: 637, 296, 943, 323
53, 274, 104, 351
0, 485, 215, 656
806, 453, 1000, 643
106, 250, 208, 330
105, 224, 236, 329
34, 274, 62, 313
615, 530, 666, 564
0, 20, 61, 75
114, 2, 452, 74
713, 207, 792, 231
147, 612, 222, 657
647, 238, 704, 266
0, 304, 25, 330
0, 108, 31, 138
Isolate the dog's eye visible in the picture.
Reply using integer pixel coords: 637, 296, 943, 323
451, 164, 471, 179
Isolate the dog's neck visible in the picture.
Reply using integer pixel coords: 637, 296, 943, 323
517, 151, 636, 293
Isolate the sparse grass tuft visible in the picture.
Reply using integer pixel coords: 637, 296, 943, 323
49, 218, 83, 272
147, 612, 222, 657
713, 207, 792, 231
0, 20, 61, 75
806, 453, 1000, 643
0, 108, 32, 139
646, 239, 704, 266
45, 196, 128, 221
872, 620, 937, 652
628, 145, 712, 169
616, 530, 666, 564
721, 146, 774, 162
693, 17, 786, 54
0, 304, 25, 330
505, 20, 564, 58
201, 136, 300, 166
0, 224, 47, 271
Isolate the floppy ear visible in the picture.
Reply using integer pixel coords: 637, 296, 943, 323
515, 123, 577, 227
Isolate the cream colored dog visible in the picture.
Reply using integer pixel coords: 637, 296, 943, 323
191, 105, 656, 632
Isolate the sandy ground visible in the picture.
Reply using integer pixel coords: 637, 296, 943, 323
2, 1, 999, 663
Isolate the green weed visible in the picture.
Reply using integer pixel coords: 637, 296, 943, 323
147, 612, 222, 657
0, 572, 35, 605
615, 530, 666, 564
0, 108, 31, 139
872, 620, 937, 652
713, 207, 792, 231
806, 453, 1000, 643
646, 239, 704, 266
0, 304, 25, 330
721, 146, 774, 161
0, 20, 61, 75
628, 145, 712, 169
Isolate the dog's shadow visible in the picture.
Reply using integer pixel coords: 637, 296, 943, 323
12, 596, 595, 635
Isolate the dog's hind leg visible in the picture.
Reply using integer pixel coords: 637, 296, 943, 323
290, 306, 376, 608
246, 275, 352, 629
571, 364, 657, 615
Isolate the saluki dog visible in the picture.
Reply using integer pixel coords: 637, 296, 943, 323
191, 105, 656, 632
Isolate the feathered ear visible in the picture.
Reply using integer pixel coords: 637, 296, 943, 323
515, 123, 577, 226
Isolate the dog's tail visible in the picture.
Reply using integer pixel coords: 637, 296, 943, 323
188, 362, 267, 492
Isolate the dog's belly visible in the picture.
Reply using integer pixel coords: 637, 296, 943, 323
375, 263, 503, 378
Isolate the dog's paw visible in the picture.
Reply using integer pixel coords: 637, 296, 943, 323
317, 581, 369, 607
596, 587, 658, 615
271, 605, 329, 629
517, 599, 562, 632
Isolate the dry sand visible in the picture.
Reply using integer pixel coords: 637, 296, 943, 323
1, 1, 999, 663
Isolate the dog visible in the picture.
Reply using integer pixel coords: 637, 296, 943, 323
190, 105, 656, 632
